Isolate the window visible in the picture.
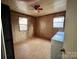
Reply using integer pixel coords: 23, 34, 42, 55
53, 16, 64, 28
19, 17, 28, 31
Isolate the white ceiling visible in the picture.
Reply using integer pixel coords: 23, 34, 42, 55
2, 0, 67, 17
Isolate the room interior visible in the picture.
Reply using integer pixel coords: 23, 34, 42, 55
10, 10, 65, 59
1, 0, 77, 59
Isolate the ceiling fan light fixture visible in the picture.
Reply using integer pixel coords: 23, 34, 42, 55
34, 9, 42, 13
34, 10, 38, 13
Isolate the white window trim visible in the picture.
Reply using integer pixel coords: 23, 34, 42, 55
53, 16, 64, 28
19, 17, 28, 31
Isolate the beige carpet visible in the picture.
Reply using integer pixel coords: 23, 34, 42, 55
14, 38, 51, 59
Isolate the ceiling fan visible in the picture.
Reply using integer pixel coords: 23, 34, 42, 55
19, 0, 43, 13
32, 4, 43, 13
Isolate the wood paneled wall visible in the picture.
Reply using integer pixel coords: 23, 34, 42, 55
10, 11, 65, 43
34, 11, 66, 40
10, 11, 35, 44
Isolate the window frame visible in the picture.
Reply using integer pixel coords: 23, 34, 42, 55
18, 17, 28, 32
53, 16, 65, 29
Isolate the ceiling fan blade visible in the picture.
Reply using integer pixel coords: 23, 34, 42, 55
38, 8, 43, 10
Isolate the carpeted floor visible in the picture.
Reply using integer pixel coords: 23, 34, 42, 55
14, 38, 51, 59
